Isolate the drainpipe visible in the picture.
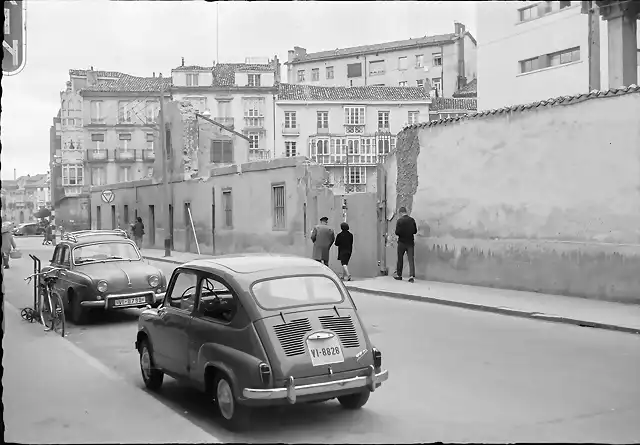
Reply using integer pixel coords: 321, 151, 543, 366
364, 55, 367, 86
440, 45, 444, 97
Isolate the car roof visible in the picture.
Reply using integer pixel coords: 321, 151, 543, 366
183, 253, 328, 276
60, 229, 134, 246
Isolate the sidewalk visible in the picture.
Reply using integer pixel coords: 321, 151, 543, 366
141, 247, 640, 335
3, 301, 219, 444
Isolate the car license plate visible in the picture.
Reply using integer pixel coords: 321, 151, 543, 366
307, 336, 345, 367
114, 296, 147, 307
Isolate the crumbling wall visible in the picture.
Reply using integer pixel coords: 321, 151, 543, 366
177, 100, 199, 180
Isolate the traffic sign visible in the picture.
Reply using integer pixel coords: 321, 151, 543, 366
3, 0, 27, 75
101, 190, 115, 204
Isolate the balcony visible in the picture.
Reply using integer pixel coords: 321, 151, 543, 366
244, 117, 265, 129
249, 149, 271, 162
142, 149, 155, 161
87, 149, 110, 162
90, 117, 106, 125
310, 153, 385, 166
282, 124, 300, 136
213, 117, 234, 129
115, 148, 136, 162
63, 186, 84, 197
344, 123, 365, 134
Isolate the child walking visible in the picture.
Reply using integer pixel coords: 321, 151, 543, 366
334, 222, 354, 281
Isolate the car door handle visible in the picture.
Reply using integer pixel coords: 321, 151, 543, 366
158, 307, 167, 316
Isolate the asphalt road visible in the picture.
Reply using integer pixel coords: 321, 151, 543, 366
5, 238, 640, 443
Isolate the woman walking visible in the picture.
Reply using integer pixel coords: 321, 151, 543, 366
334, 222, 354, 281
132, 217, 145, 249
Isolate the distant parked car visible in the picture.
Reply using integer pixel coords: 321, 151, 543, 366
135, 254, 389, 431
14, 222, 42, 236
41, 229, 167, 324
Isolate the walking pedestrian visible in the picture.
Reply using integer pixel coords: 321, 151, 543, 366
1, 223, 18, 269
334, 222, 354, 281
310, 216, 335, 266
132, 217, 145, 250
393, 206, 418, 283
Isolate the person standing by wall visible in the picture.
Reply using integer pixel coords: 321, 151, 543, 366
132, 217, 145, 250
393, 206, 418, 283
1, 223, 18, 269
311, 216, 335, 266
334, 222, 354, 281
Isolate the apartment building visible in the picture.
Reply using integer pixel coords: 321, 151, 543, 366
275, 84, 431, 194
285, 22, 476, 99
171, 56, 280, 163
477, 1, 640, 111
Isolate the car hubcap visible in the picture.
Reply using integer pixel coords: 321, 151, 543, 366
217, 380, 234, 420
141, 348, 152, 380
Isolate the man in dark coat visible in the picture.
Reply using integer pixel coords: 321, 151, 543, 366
311, 216, 335, 265
394, 206, 418, 282
131, 217, 145, 249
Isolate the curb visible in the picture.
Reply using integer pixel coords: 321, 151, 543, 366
143, 254, 639, 336
345, 285, 640, 336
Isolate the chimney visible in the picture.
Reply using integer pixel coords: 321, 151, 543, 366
287, 50, 295, 63
153, 72, 155, 78
455, 22, 467, 93
273, 55, 281, 83
293, 46, 307, 59
181, 57, 185, 67
86, 66, 98, 86
454, 21, 466, 36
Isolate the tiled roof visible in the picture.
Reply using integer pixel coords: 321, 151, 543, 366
286, 33, 458, 64
453, 78, 477, 98
277, 83, 431, 102
172, 65, 213, 72
430, 97, 477, 112
211, 63, 275, 86
80, 74, 171, 93
69, 69, 124, 78
404, 85, 640, 131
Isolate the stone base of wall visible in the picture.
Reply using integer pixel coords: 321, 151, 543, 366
386, 237, 640, 304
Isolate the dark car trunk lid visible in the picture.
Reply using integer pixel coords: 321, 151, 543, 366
254, 306, 370, 382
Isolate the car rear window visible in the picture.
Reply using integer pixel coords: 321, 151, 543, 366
251, 275, 344, 310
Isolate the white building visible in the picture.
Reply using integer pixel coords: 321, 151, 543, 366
477, 1, 640, 111
275, 84, 431, 194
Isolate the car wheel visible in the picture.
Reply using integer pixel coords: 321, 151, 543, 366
139, 339, 164, 390
214, 375, 251, 431
338, 390, 371, 409
69, 292, 87, 325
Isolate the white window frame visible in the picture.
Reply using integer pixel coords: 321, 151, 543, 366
285, 141, 297, 157
344, 166, 366, 185
432, 77, 442, 94
118, 133, 132, 151
91, 100, 103, 123
378, 111, 390, 130
284, 111, 297, 129
408, 111, 420, 125
297, 70, 305, 82
145, 101, 158, 123
317, 111, 329, 129
311, 68, 320, 81
398, 81, 408, 87
417, 79, 424, 88
91, 167, 106, 186
344, 106, 365, 125
186, 73, 199, 86
247, 74, 261, 87
248, 132, 260, 150
120, 166, 131, 182
326, 66, 334, 79
415, 54, 424, 68
119, 101, 133, 123
398, 56, 408, 71
146, 133, 154, 152
91, 133, 105, 150
62, 164, 84, 186
369, 60, 385, 76
433, 53, 443, 67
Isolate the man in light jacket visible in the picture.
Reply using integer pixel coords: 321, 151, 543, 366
311, 216, 335, 265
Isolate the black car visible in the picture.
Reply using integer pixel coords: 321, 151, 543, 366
14, 222, 43, 236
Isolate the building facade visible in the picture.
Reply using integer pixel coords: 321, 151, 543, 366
171, 57, 280, 162
1, 174, 50, 224
477, 1, 640, 111
285, 22, 476, 99
275, 84, 431, 194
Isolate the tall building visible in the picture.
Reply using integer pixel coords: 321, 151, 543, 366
477, 1, 640, 111
284, 22, 476, 99
275, 84, 431, 194
170, 56, 280, 163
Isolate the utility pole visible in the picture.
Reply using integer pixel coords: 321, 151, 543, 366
587, 1, 601, 91
158, 76, 171, 257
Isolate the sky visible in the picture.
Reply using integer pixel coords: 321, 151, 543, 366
0, 0, 477, 180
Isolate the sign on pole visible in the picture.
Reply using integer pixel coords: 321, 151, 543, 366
101, 190, 115, 204
3, 0, 27, 76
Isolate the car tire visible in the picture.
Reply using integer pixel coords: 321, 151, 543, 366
338, 390, 371, 410
139, 339, 164, 390
69, 292, 87, 325
214, 374, 251, 431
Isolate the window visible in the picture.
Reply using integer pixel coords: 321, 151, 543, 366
369, 60, 385, 75
398, 56, 408, 71
272, 185, 286, 229
62, 165, 84, 186
317, 111, 329, 129
60, 246, 70, 266
123, 205, 129, 225
417, 79, 424, 88
344, 106, 365, 125
210, 140, 234, 164
519, 5, 539, 21
248, 132, 260, 150
168, 271, 198, 311
398, 81, 408, 87
73, 242, 140, 264
345, 166, 366, 185
4, 8, 10, 35
186, 96, 206, 113
118, 101, 133, 123
378, 111, 390, 130
285, 141, 297, 157
243, 98, 265, 126
247, 74, 261, 87
284, 111, 297, 129
433, 53, 442, 67
311, 68, 319, 81
118, 133, 132, 150
297, 70, 306, 82
197, 275, 237, 322
326, 66, 334, 79
90, 101, 103, 123
91, 167, 106, 186
119, 166, 131, 182
251, 275, 342, 310
186, 73, 199, 86
146, 133, 154, 152
408, 111, 419, 125
147, 167, 154, 177
432, 77, 442, 95
145, 101, 158, 123
222, 190, 232, 228
415, 54, 424, 68
347, 63, 362, 78
520, 47, 580, 74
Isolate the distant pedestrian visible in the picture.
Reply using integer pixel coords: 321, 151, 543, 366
393, 206, 418, 283
43, 223, 53, 245
1, 223, 18, 269
311, 216, 335, 266
334, 222, 354, 281
132, 217, 145, 249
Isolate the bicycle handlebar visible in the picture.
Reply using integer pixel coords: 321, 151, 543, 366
24, 267, 65, 282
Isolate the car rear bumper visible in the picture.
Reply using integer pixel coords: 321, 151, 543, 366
81, 291, 165, 308
242, 365, 388, 404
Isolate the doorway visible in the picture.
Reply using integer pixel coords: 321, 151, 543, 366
184, 202, 192, 252
169, 204, 174, 249
149, 205, 155, 246
96, 206, 101, 229
111, 205, 116, 229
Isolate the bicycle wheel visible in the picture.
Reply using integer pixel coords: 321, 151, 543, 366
40, 291, 54, 331
49, 293, 66, 337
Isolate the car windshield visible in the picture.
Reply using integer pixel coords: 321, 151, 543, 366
251, 275, 344, 310
73, 242, 141, 264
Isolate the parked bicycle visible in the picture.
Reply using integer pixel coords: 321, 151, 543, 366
23, 267, 66, 337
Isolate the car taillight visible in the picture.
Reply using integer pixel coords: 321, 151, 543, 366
372, 348, 382, 369
259, 363, 271, 385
